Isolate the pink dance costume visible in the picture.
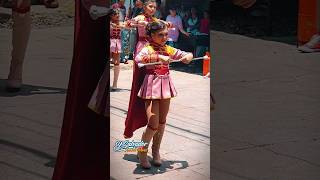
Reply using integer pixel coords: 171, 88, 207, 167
129, 14, 158, 54
135, 43, 189, 99
88, 23, 122, 116
110, 23, 121, 53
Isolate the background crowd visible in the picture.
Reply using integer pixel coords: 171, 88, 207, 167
111, 0, 210, 62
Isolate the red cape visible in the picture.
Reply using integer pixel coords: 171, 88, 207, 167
52, 1, 109, 179
124, 61, 148, 138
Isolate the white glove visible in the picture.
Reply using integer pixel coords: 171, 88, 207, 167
89, 5, 111, 20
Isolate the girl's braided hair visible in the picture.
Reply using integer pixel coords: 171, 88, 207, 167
145, 20, 167, 36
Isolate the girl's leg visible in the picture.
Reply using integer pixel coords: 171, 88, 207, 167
138, 100, 160, 169
111, 53, 120, 89
6, 0, 31, 92
152, 98, 170, 166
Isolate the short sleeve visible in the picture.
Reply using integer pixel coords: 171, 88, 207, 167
135, 47, 151, 63
168, 46, 189, 60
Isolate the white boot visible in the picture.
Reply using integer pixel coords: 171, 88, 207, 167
138, 126, 157, 169
6, 10, 31, 92
111, 64, 120, 90
152, 123, 165, 166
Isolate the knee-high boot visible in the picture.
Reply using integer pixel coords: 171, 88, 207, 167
6, 9, 31, 91
152, 123, 165, 166
138, 125, 157, 169
112, 64, 120, 89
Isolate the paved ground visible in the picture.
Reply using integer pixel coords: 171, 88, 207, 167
0, 25, 73, 180
1, 3, 320, 179
211, 31, 320, 180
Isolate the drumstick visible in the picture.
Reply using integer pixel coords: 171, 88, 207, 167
89, 5, 111, 20
138, 55, 209, 68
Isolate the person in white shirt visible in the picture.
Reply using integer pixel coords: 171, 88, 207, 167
165, 6, 190, 47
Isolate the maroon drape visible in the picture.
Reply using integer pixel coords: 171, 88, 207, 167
123, 62, 148, 138
52, 1, 109, 179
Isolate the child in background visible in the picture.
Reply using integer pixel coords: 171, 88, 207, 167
110, 9, 123, 90
166, 6, 190, 48
88, 9, 125, 115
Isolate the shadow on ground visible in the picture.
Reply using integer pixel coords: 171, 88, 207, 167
0, 79, 67, 97
123, 154, 189, 175
0, 138, 56, 169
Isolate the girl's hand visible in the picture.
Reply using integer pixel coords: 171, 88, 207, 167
180, 53, 193, 64
161, 20, 172, 28
127, 20, 147, 27
180, 57, 190, 64
110, 22, 117, 27
139, 20, 149, 26
118, 22, 130, 29
158, 55, 170, 64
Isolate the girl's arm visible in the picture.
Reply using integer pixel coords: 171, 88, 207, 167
136, 48, 170, 64
179, 53, 193, 64
116, 22, 131, 29
127, 16, 148, 27
171, 48, 193, 64
159, 20, 173, 28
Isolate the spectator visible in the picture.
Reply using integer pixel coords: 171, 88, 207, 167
182, 9, 190, 29
112, 0, 126, 21
128, 0, 143, 18
176, 4, 189, 29
177, 4, 186, 21
186, 7, 200, 35
154, 0, 163, 19
199, 10, 209, 34
166, 6, 190, 47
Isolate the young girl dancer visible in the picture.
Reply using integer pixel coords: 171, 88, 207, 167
127, 0, 172, 55
87, 9, 125, 115
110, 9, 123, 90
88, 0, 167, 115
124, 21, 193, 169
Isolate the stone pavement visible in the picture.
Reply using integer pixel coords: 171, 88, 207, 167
109, 68, 210, 180
0, 24, 73, 180
211, 31, 320, 180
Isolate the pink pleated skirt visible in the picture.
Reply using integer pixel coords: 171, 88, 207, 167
110, 38, 121, 53
138, 73, 177, 99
